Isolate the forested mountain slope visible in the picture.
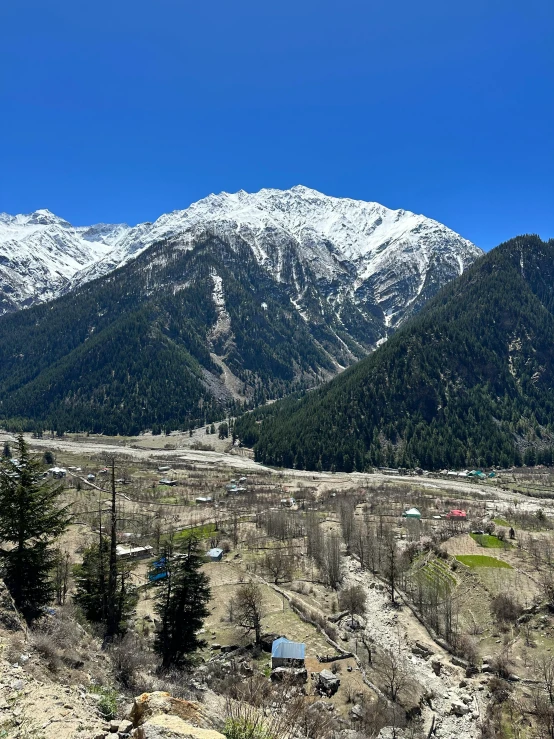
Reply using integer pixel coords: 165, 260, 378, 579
242, 235, 554, 471
0, 229, 343, 434
0, 187, 481, 436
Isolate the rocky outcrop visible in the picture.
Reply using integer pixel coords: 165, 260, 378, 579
134, 715, 225, 739
130, 693, 203, 728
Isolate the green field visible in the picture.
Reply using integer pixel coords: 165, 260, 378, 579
470, 533, 510, 549
172, 522, 217, 545
455, 555, 513, 569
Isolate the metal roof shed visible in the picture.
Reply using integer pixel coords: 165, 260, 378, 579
271, 638, 306, 667
403, 507, 421, 519
207, 548, 224, 561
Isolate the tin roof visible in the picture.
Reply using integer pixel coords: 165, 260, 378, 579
271, 637, 306, 660
207, 548, 224, 557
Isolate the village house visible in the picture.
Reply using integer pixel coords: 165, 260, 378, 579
206, 547, 224, 562
446, 509, 467, 520
271, 638, 306, 669
115, 544, 153, 559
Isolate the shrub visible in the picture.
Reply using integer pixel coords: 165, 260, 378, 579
490, 594, 522, 625
89, 685, 118, 720
224, 718, 270, 739
32, 632, 61, 672
108, 633, 151, 688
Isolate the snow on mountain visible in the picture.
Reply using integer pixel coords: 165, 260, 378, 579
0, 210, 119, 313
0, 188, 482, 328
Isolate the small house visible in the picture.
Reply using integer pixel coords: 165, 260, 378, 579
48, 467, 67, 479
446, 509, 467, 520
271, 638, 305, 668
195, 496, 213, 505
159, 479, 177, 486
207, 548, 224, 562
280, 497, 295, 508
115, 545, 153, 559
402, 507, 421, 520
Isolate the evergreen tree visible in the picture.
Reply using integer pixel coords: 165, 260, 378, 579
154, 539, 211, 670
73, 539, 137, 633
0, 435, 70, 622
2, 441, 10, 459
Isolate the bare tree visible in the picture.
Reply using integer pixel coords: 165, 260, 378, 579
53, 549, 71, 606
339, 497, 356, 550
381, 528, 400, 605
352, 522, 369, 568
536, 654, 554, 705
374, 647, 410, 702
264, 548, 294, 584
321, 532, 342, 590
338, 584, 366, 627
232, 581, 265, 645
306, 512, 324, 567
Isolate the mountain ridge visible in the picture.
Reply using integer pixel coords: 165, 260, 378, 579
1, 187, 481, 334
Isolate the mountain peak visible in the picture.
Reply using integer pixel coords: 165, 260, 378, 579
0, 188, 482, 324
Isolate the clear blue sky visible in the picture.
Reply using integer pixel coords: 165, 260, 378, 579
1, 0, 552, 250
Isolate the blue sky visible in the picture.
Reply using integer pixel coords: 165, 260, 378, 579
1, 0, 552, 250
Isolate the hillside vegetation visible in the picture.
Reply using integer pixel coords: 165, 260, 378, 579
242, 235, 554, 471
0, 232, 357, 434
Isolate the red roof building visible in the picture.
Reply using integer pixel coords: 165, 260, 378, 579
446, 509, 467, 520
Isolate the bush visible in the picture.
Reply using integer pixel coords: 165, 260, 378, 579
224, 718, 271, 739
454, 633, 479, 665
32, 632, 61, 672
89, 685, 118, 720
108, 633, 151, 688
490, 594, 522, 625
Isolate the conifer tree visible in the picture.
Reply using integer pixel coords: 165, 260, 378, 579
73, 539, 137, 633
154, 538, 211, 669
0, 435, 70, 622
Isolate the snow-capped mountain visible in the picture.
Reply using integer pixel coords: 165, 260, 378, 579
0, 209, 114, 313
0, 187, 482, 331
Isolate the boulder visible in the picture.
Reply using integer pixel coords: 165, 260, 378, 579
134, 715, 226, 739
270, 667, 307, 684
451, 700, 470, 716
317, 669, 340, 697
130, 693, 202, 728
451, 655, 470, 669
260, 633, 282, 652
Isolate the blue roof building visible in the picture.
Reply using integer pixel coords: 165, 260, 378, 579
207, 548, 224, 562
271, 637, 306, 667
